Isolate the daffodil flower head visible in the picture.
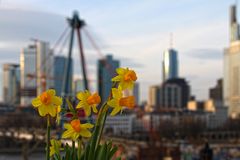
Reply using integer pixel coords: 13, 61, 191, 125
107, 88, 135, 116
50, 139, 62, 157
112, 67, 137, 90
32, 89, 62, 117
62, 119, 94, 140
76, 90, 101, 116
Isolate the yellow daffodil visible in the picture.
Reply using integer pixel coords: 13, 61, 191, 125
76, 91, 101, 116
107, 88, 135, 116
62, 119, 94, 140
50, 139, 62, 157
32, 89, 62, 117
112, 67, 137, 90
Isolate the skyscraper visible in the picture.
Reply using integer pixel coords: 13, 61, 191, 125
148, 85, 160, 108
36, 41, 54, 96
20, 41, 54, 106
20, 44, 37, 106
3, 63, 20, 105
97, 55, 119, 102
230, 5, 240, 42
148, 78, 190, 110
159, 78, 190, 109
209, 79, 223, 106
162, 49, 178, 81
224, 4, 240, 118
54, 56, 73, 96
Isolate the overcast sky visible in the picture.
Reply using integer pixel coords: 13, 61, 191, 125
0, 0, 235, 102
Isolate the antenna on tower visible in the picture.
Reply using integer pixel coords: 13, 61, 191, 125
170, 32, 173, 49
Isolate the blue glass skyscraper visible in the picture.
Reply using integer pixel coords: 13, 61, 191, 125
162, 49, 178, 81
54, 56, 73, 96
97, 55, 119, 102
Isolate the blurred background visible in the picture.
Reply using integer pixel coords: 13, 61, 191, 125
0, 0, 240, 159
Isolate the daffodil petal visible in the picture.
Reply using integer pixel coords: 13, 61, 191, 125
52, 96, 62, 106
107, 99, 118, 108
38, 105, 48, 116
50, 146, 55, 157
72, 132, 80, 140
116, 68, 126, 75
32, 97, 42, 107
110, 107, 121, 116
79, 129, 92, 138
64, 124, 72, 130
81, 123, 94, 129
111, 88, 122, 98
120, 82, 129, 90
112, 75, 122, 81
62, 128, 74, 139
47, 89, 56, 96
48, 105, 57, 117
76, 92, 85, 100
92, 105, 98, 113
85, 90, 91, 97
76, 102, 82, 109
84, 106, 91, 116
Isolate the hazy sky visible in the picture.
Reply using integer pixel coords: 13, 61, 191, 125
0, 0, 235, 102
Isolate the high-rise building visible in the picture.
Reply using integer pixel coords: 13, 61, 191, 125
148, 85, 160, 108
209, 78, 223, 106
20, 44, 37, 106
3, 63, 20, 105
149, 79, 190, 110
54, 56, 73, 96
230, 5, 240, 42
97, 55, 119, 102
159, 78, 190, 109
162, 49, 178, 81
36, 41, 54, 96
224, 4, 240, 118
20, 41, 54, 106
133, 82, 140, 105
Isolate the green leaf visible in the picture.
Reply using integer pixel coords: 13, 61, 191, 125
115, 157, 121, 160
84, 143, 90, 160
96, 143, 107, 160
108, 145, 118, 159
66, 98, 75, 113
88, 124, 100, 159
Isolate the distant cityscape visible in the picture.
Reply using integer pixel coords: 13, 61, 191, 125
2, 3, 240, 159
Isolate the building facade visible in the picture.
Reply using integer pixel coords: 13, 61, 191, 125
162, 49, 178, 81
224, 5, 240, 118
20, 44, 37, 106
54, 56, 73, 96
97, 55, 119, 102
3, 63, 20, 105
36, 41, 54, 96
159, 78, 190, 109
209, 79, 223, 105
20, 41, 54, 106
148, 85, 160, 108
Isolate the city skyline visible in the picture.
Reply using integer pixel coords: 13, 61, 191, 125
0, 0, 234, 102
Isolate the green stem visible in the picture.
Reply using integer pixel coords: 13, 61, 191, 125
96, 104, 109, 147
46, 116, 51, 160
77, 138, 82, 160
72, 140, 75, 159
88, 82, 118, 159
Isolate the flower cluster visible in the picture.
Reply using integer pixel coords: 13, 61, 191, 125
31, 67, 137, 160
